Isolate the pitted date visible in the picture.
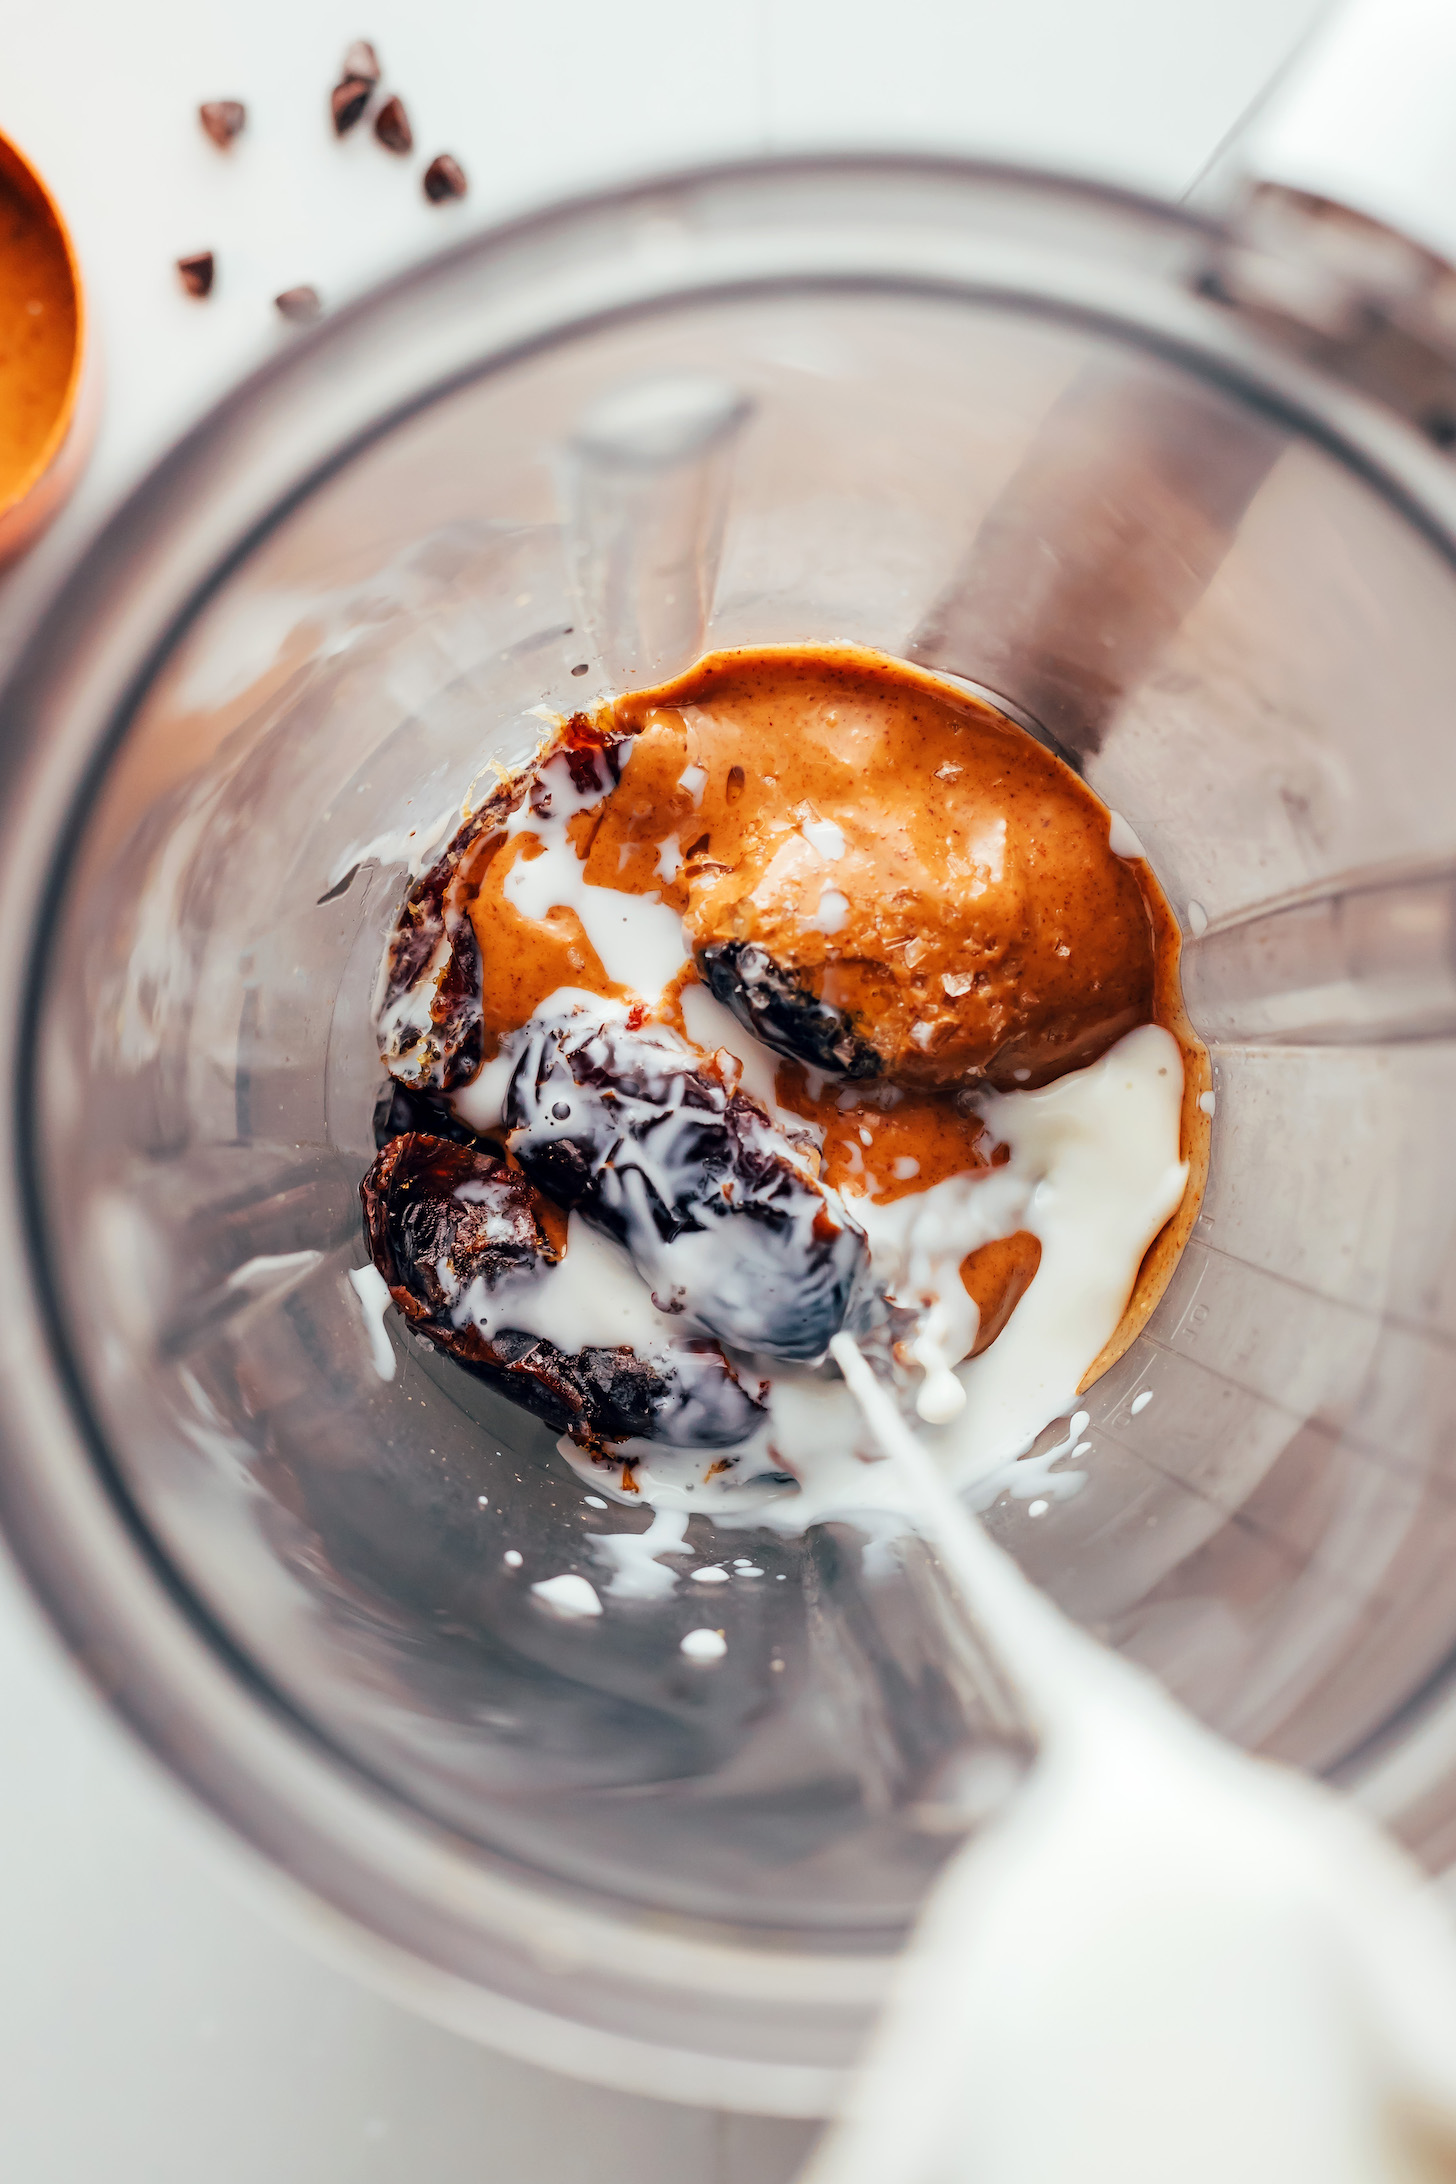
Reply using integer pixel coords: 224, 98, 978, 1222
372, 1076, 485, 1150
503, 1004, 867, 1363
362, 1131, 563, 1312
375, 713, 631, 1092
361, 1132, 765, 1450
698, 940, 881, 1081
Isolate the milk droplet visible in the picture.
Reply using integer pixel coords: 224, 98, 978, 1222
1107, 810, 1147, 860
531, 1572, 603, 1618
348, 1265, 396, 1381
811, 887, 849, 934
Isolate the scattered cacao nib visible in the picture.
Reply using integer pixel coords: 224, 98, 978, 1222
342, 39, 382, 85
361, 1132, 766, 1449
331, 76, 373, 134
177, 251, 215, 299
374, 94, 412, 154
275, 285, 322, 322
423, 153, 468, 203
198, 100, 246, 148
503, 1001, 868, 1363
375, 717, 632, 1092
699, 940, 882, 1081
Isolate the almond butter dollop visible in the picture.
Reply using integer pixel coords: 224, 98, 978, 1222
595, 645, 1155, 1090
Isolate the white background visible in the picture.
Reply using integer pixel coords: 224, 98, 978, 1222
0, 3, 1327, 2178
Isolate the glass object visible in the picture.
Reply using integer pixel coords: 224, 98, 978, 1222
4, 160, 1456, 2113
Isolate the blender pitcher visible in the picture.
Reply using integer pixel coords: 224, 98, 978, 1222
4, 0, 1456, 2119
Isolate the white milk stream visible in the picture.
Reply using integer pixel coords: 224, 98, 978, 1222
366, 730, 1456, 2173
362, 730, 1456, 2172
806, 1338, 1456, 2184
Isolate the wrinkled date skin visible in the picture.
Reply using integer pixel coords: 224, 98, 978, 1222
376, 715, 631, 1092
372, 715, 883, 1441
361, 1130, 766, 1450
698, 940, 881, 1082
372, 1077, 487, 1150
504, 1005, 868, 1364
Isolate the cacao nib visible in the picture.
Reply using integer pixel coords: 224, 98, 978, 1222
275, 285, 322, 322
361, 1132, 766, 1449
199, 101, 246, 148
342, 39, 382, 85
177, 251, 215, 299
503, 1002, 867, 1363
699, 940, 881, 1081
423, 153, 467, 203
331, 76, 372, 134
374, 94, 412, 153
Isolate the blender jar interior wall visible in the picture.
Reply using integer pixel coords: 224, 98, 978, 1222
13, 165, 1456, 2087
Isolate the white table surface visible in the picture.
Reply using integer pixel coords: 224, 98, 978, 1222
0, 3, 1327, 2177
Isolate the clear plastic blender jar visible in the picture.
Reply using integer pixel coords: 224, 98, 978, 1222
5, 153, 1456, 2115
